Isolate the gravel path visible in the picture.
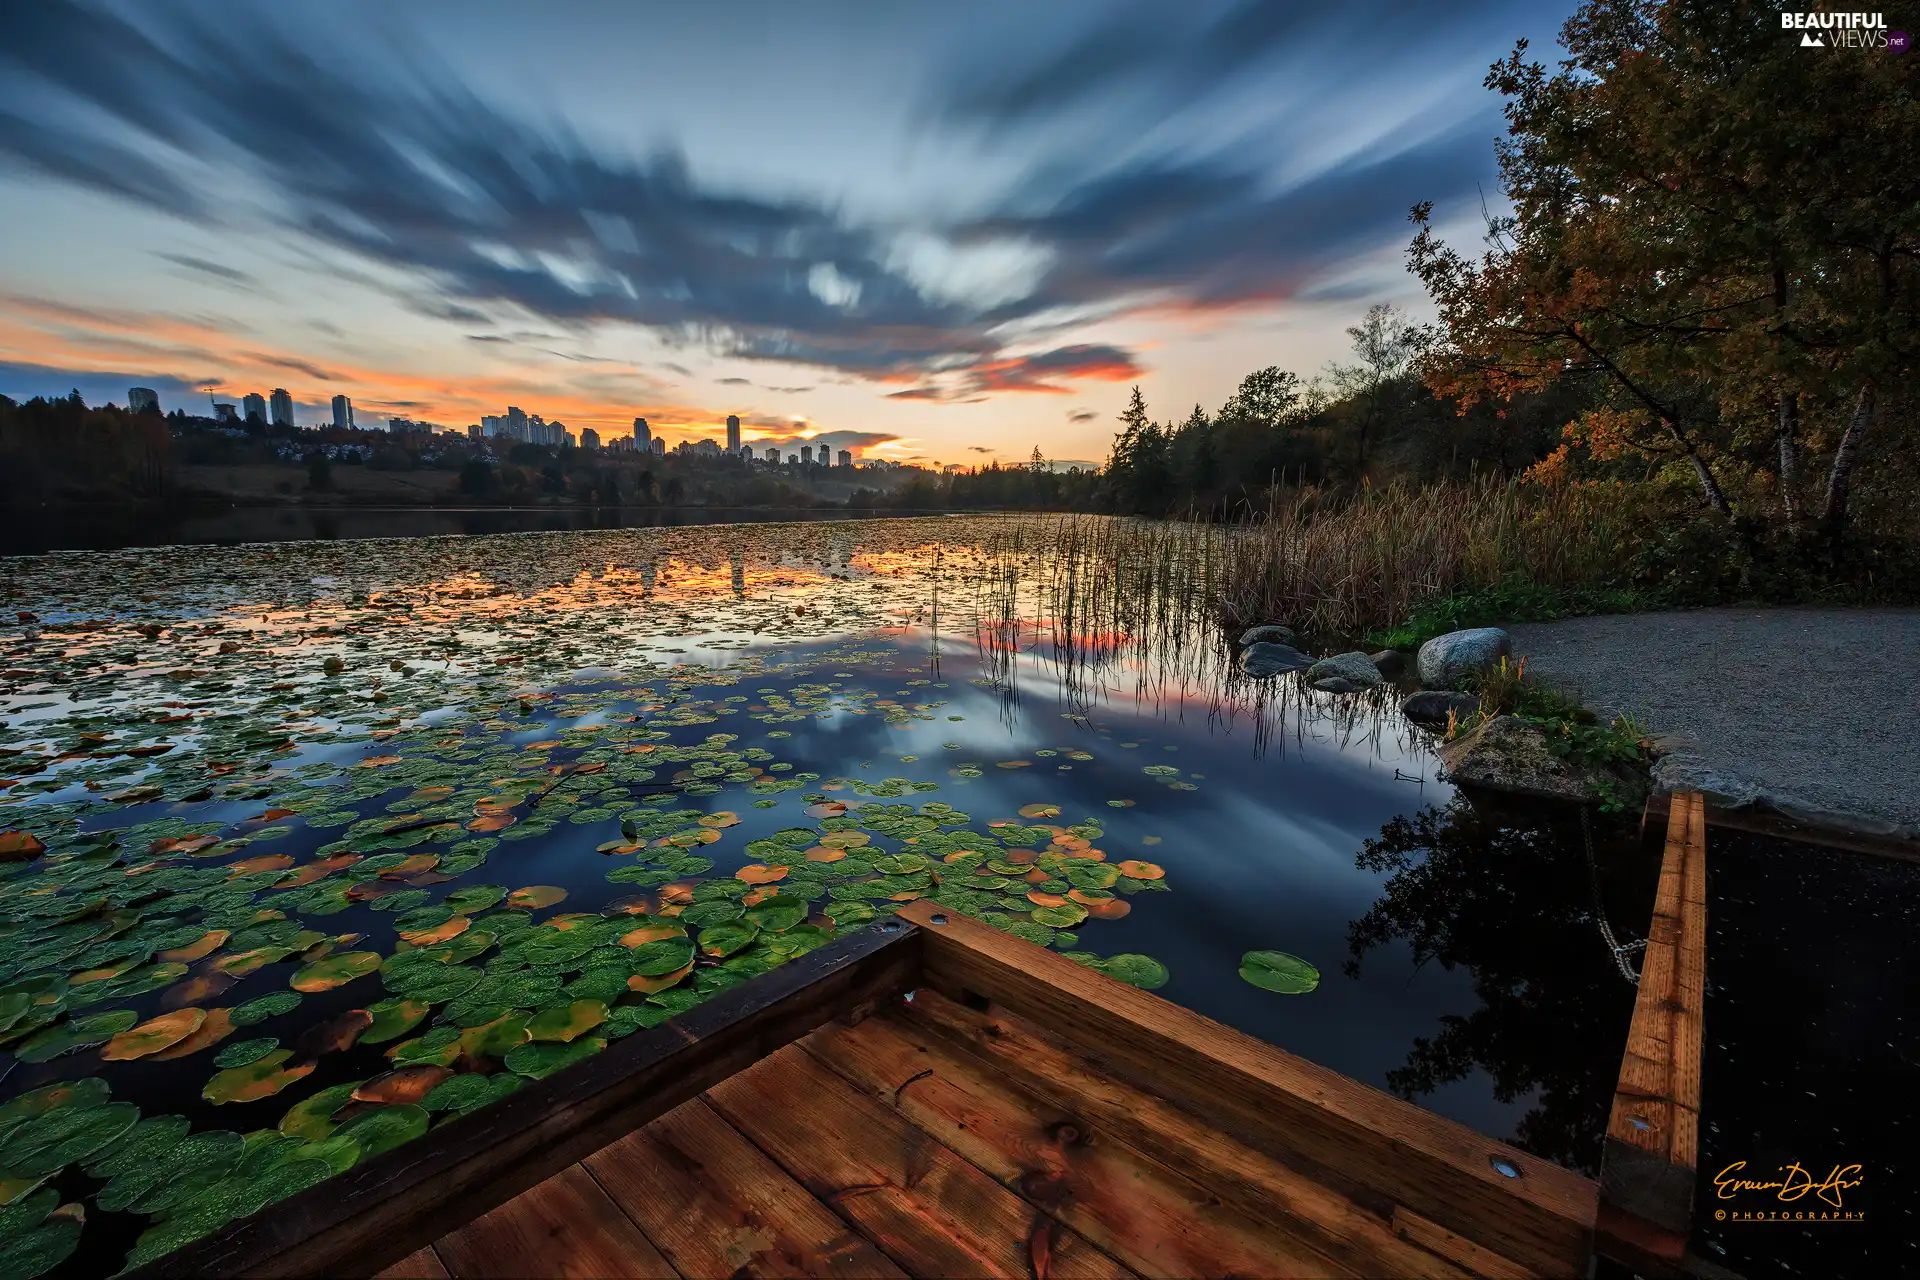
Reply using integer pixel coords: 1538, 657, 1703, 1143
1506, 608, 1920, 839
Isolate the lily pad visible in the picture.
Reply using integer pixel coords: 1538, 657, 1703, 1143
203, 1049, 315, 1104
230, 991, 302, 1026
289, 951, 382, 992
697, 922, 761, 957
353, 1065, 455, 1105
101, 1009, 207, 1061
14, 1010, 139, 1064
334, 1104, 429, 1159
1238, 950, 1320, 995
629, 937, 696, 977
361, 998, 431, 1044
0, 1101, 140, 1178
526, 999, 608, 1043
505, 885, 567, 910
212, 1037, 280, 1068
278, 1082, 363, 1141
504, 1035, 607, 1080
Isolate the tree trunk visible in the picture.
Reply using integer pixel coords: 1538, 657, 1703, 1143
1775, 392, 1803, 523
1822, 381, 1875, 535
1662, 419, 1733, 518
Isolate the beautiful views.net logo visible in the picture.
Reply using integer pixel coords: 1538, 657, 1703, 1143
1780, 11, 1906, 51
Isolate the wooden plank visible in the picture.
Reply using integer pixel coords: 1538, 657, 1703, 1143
583, 1096, 907, 1279
1600, 792, 1707, 1250
805, 1008, 1390, 1280
707, 1043, 1136, 1280
434, 1165, 678, 1280
1389, 1209, 1534, 1280
130, 919, 923, 1280
858, 988, 1481, 1280
376, 1247, 450, 1280
893, 900, 1596, 1278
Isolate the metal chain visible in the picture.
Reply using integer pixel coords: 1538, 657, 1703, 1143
1581, 803, 1645, 985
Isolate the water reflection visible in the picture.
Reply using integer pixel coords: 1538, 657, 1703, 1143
1344, 797, 1659, 1174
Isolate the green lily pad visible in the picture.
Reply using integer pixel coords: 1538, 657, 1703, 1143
697, 922, 760, 957
443, 884, 507, 913
0, 1101, 140, 1178
82, 1114, 190, 1179
1095, 953, 1169, 990
1030, 903, 1088, 928
743, 895, 808, 932
230, 991, 303, 1026
629, 937, 696, 977
278, 1082, 364, 1141
423, 1072, 523, 1116
822, 901, 875, 926
0, 1210, 80, 1279
292, 1132, 361, 1176
13, 1010, 138, 1064
0, 1079, 109, 1134
1239, 950, 1320, 994
334, 1104, 429, 1159
212, 1037, 280, 1068
504, 1035, 606, 1080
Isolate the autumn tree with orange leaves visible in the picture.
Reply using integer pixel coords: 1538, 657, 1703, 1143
1410, 0, 1919, 541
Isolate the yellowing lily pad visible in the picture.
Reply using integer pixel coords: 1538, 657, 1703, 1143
101, 1009, 207, 1061
157, 930, 230, 963
1116, 860, 1164, 880
526, 1000, 608, 1043
202, 1050, 315, 1104
290, 951, 382, 992
505, 885, 567, 910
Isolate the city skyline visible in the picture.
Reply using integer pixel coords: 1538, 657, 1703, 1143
0, 0, 1574, 467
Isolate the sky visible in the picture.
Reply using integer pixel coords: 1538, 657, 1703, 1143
0, 0, 1576, 467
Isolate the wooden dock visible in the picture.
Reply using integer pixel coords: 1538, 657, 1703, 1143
143, 806, 1735, 1280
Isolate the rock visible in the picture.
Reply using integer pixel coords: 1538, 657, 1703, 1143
1400, 690, 1481, 724
1238, 624, 1297, 647
1311, 677, 1363, 694
1369, 650, 1405, 679
1416, 627, 1512, 689
1239, 642, 1312, 678
1304, 652, 1384, 688
1436, 715, 1644, 807
1651, 754, 1761, 808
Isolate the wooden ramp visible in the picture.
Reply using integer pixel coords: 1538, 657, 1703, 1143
365, 902, 1597, 1280
1600, 790, 1709, 1274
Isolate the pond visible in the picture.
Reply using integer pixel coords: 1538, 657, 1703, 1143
0, 515, 1654, 1276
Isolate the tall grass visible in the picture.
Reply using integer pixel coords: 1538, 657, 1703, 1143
1212, 478, 1644, 641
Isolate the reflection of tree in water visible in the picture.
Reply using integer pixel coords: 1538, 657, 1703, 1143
1346, 797, 1651, 1175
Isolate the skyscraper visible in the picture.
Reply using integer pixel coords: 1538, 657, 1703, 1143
507, 406, 528, 441
269, 388, 293, 428
127, 387, 160, 414
580, 427, 600, 449
632, 416, 651, 448
650, 436, 665, 456
467, 424, 483, 439
765, 447, 780, 464
800, 444, 813, 465
212, 402, 238, 423
837, 449, 852, 467
241, 393, 266, 424
331, 394, 354, 429
725, 414, 741, 454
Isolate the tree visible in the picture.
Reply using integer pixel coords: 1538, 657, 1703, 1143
458, 458, 496, 496
1411, 0, 1919, 537
1328, 304, 1424, 476
305, 452, 333, 492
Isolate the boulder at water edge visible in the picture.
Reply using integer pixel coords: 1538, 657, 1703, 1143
1416, 627, 1512, 689
1400, 690, 1481, 724
1369, 650, 1406, 679
1304, 652, 1384, 689
1312, 677, 1363, 694
1239, 641, 1312, 678
1436, 714, 1644, 807
1239, 623, 1298, 647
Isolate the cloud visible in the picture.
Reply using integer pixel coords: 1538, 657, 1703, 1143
468, 334, 511, 344
0, 362, 211, 411
717, 376, 750, 385
1068, 408, 1098, 422
153, 252, 256, 286
968, 445, 992, 452
243, 352, 341, 382
0, 0, 1507, 396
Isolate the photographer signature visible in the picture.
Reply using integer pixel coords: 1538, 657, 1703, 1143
1714, 1162, 1864, 1209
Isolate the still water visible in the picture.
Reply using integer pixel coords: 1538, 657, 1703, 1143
0, 515, 1652, 1275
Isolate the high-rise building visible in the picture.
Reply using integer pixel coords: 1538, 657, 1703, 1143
467, 424, 483, 439
241, 392, 266, 424
837, 449, 852, 467
506, 405, 528, 441
580, 427, 600, 449
800, 444, 813, 465
765, 447, 780, 464
269, 388, 293, 428
128, 387, 160, 414
212, 402, 238, 423
632, 417, 651, 448
650, 436, 665, 456
331, 394, 354, 429
725, 414, 741, 454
